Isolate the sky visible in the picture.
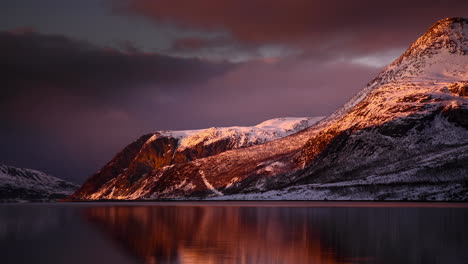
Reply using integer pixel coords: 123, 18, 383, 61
1, 0, 467, 183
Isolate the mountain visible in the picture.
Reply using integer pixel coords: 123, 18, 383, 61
0, 164, 78, 202
69, 117, 323, 199
216, 17, 468, 201
71, 17, 468, 201
280, 17, 468, 200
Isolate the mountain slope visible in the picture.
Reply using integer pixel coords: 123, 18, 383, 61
217, 17, 468, 200
70, 117, 323, 199
72, 17, 468, 201
0, 164, 78, 202
282, 17, 468, 200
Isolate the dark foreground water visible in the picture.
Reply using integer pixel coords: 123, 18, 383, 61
0, 202, 467, 264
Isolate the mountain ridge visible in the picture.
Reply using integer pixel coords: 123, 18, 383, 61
0, 164, 78, 202
69, 117, 323, 199
70, 17, 468, 201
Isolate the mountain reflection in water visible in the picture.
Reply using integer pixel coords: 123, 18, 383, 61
83, 203, 468, 264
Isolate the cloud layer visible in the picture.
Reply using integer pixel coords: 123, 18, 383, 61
112, 0, 468, 60
0, 31, 233, 181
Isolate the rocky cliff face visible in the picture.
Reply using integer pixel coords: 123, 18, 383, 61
69, 117, 322, 199
71, 17, 468, 201
0, 164, 78, 202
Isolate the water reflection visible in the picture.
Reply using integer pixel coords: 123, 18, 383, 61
84, 205, 345, 264
1, 203, 466, 264
83, 204, 468, 264
0, 204, 134, 264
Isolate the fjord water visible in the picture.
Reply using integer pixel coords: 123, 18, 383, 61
1, 203, 467, 264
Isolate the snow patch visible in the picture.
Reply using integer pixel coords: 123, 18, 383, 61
199, 170, 223, 196
156, 117, 323, 151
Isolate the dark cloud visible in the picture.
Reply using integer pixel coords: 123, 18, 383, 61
0, 31, 232, 105
112, 0, 468, 57
0, 31, 234, 182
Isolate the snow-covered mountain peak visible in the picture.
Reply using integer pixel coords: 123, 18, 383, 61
413, 17, 468, 51
322, 18, 468, 127
373, 17, 468, 85
153, 117, 323, 151
396, 17, 468, 63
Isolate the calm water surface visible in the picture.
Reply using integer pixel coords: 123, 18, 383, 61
0, 202, 467, 264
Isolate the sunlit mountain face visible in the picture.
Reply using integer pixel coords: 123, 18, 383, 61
70, 18, 468, 201
83, 204, 468, 264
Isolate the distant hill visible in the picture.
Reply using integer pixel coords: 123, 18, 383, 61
0, 164, 78, 202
